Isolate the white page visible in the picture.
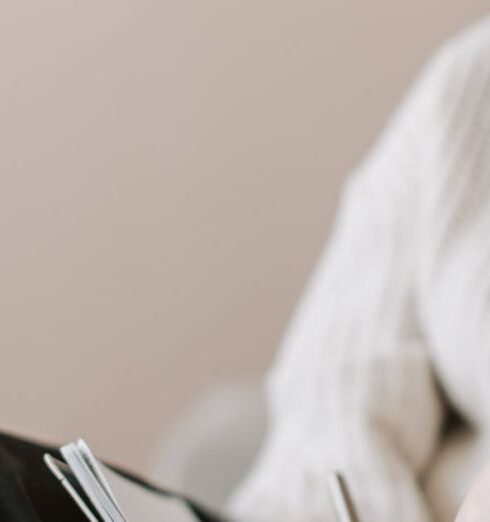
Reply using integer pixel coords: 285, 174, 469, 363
100, 464, 197, 522
61, 443, 123, 522
75, 439, 121, 511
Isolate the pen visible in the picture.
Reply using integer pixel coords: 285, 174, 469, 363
327, 472, 359, 522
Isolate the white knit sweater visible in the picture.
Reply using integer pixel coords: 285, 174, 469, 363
228, 17, 490, 522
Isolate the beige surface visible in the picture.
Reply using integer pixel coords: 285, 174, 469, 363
0, 2, 487, 472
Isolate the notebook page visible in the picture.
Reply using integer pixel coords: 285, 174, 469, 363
99, 464, 197, 522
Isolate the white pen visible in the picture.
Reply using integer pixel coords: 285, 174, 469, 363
327, 471, 359, 522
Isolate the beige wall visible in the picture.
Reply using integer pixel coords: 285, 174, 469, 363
0, 1, 487, 472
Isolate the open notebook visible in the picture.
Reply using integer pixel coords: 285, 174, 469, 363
44, 439, 358, 522
44, 439, 198, 522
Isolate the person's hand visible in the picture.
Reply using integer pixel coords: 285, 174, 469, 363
456, 462, 490, 521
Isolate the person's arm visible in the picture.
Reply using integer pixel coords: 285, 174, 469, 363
228, 24, 484, 522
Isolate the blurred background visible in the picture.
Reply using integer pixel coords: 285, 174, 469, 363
0, 1, 488, 476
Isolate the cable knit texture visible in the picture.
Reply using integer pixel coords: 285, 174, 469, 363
227, 17, 490, 522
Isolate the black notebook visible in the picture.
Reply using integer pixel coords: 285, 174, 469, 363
44, 439, 212, 522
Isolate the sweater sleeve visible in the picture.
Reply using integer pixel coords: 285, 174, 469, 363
227, 31, 478, 522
